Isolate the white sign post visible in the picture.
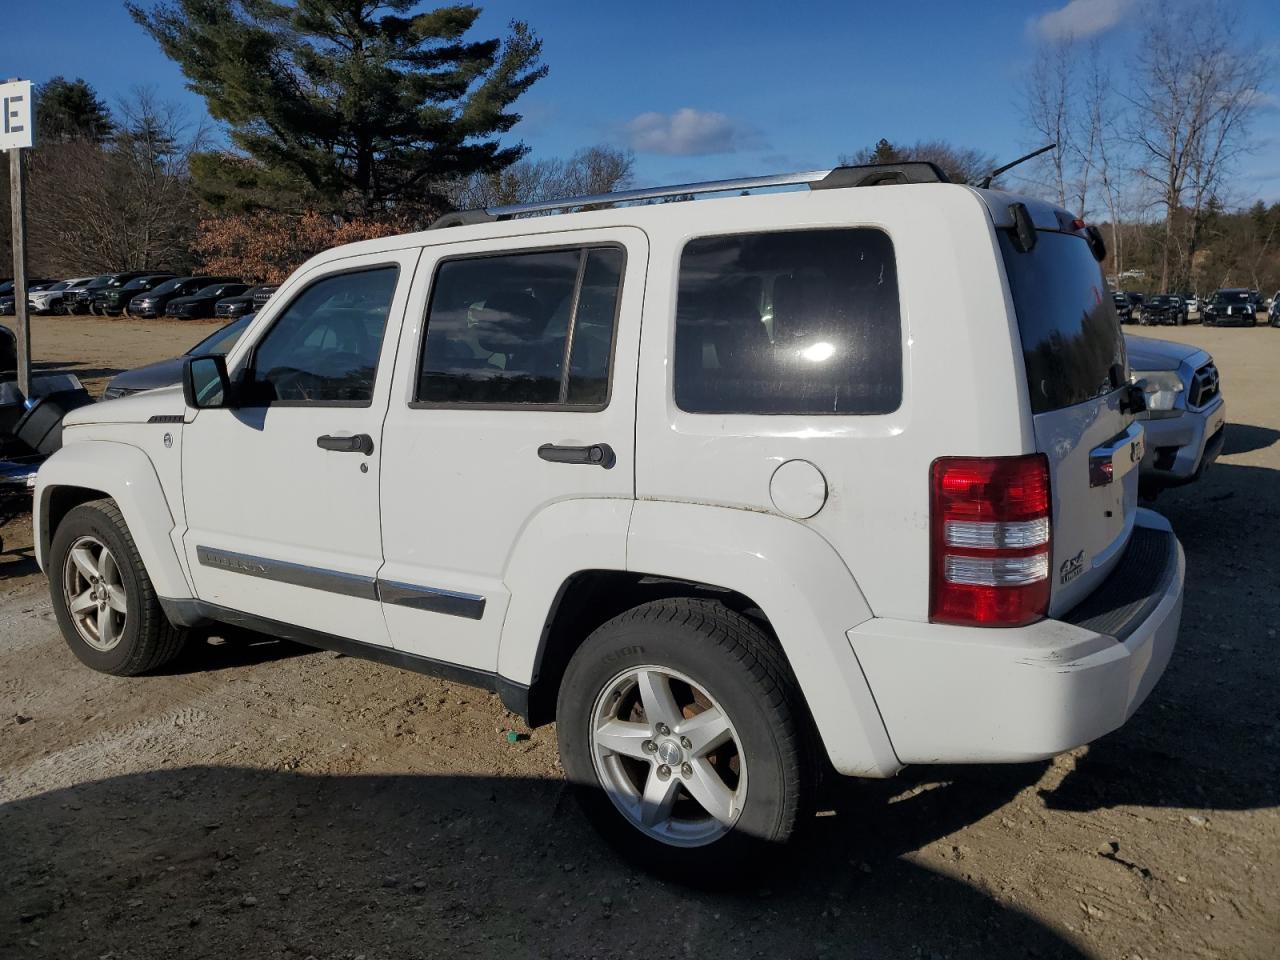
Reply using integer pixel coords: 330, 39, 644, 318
3, 78, 34, 398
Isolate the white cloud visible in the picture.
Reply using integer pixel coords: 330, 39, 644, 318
1031, 0, 1135, 42
624, 108, 754, 156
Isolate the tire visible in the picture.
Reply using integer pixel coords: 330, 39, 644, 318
557, 598, 814, 878
48, 498, 187, 676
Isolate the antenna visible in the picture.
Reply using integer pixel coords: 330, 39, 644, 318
978, 143, 1056, 189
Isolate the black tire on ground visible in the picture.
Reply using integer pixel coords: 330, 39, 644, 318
48, 498, 187, 676
557, 598, 815, 878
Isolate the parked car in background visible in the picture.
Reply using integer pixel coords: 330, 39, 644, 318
214, 284, 275, 318
1177, 292, 1200, 317
0, 280, 54, 315
41, 277, 96, 314
102, 314, 254, 400
1139, 294, 1187, 326
29, 278, 87, 314
166, 281, 249, 319
84, 273, 159, 315
251, 284, 278, 312
1127, 334, 1226, 497
128, 276, 235, 318
1113, 292, 1134, 322
95, 273, 176, 317
1202, 288, 1258, 326
64, 275, 116, 315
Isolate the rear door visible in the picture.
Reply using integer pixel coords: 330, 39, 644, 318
998, 229, 1136, 614
377, 228, 646, 671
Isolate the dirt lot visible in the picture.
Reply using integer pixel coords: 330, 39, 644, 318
1, 314, 1278, 959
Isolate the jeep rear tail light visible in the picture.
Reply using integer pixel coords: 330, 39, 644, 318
929, 454, 1051, 627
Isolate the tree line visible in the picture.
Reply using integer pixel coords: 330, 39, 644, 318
2, 0, 1275, 292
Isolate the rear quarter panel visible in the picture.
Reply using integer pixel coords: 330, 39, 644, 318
634, 186, 1034, 621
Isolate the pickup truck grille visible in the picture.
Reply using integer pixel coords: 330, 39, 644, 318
1187, 362, 1220, 409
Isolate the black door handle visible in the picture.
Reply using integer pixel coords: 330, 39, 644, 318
317, 433, 375, 455
538, 442, 615, 468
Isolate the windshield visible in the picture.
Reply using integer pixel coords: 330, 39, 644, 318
999, 230, 1125, 415
147, 278, 188, 296
1150, 296, 1177, 305
123, 276, 166, 291
194, 283, 243, 298
86, 277, 112, 289
1213, 291, 1250, 304
188, 315, 253, 357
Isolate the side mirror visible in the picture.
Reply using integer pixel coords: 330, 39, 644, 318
183, 355, 233, 410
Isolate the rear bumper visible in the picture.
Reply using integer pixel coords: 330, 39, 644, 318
848, 510, 1183, 765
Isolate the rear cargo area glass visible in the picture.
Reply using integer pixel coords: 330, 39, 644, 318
998, 231, 1125, 414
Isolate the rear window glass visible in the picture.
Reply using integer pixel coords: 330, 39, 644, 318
999, 231, 1125, 415
674, 229, 902, 415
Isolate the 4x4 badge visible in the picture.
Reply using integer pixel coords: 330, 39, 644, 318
1060, 550, 1085, 585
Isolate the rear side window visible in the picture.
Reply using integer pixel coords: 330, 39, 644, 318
998, 231, 1125, 414
416, 246, 624, 408
674, 229, 902, 415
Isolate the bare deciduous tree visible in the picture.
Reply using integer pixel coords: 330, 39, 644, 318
28, 87, 206, 274
1130, 0, 1266, 290
447, 145, 634, 211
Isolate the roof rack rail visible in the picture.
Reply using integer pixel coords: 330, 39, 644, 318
428, 161, 950, 229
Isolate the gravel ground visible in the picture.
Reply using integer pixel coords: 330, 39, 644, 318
1, 314, 1277, 959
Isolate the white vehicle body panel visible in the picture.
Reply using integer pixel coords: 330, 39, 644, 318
178, 247, 421, 648
377, 227, 647, 671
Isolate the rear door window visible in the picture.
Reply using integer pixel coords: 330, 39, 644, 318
998, 231, 1125, 414
674, 229, 902, 415
416, 246, 624, 408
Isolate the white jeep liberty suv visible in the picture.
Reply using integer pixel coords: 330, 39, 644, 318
35, 162, 1184, 871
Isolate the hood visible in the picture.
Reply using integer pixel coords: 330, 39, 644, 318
168, 296, 198, 307
105, 356, 186, 393
64, 384, 187, 427
1124, 333, 1201, 371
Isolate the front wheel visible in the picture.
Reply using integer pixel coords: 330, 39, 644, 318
49, 499, 187, 675
557, 599, 814, 876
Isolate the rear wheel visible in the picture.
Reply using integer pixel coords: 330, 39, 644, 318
557, 599, 813, 877
49, 499, 187, 675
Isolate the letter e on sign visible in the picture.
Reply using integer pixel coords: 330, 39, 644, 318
0, 80, 34, 150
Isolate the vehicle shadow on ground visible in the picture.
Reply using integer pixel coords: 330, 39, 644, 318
1047, 456, 1280, 816
1220, 422, 1280, 457
152, 628, 314, 675
0, 763, 1088, 960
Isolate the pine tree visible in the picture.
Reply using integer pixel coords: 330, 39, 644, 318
35, 77, 114, 144
127, 1, 546, 217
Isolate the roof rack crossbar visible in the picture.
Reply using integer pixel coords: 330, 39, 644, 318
428, 161, 950, 228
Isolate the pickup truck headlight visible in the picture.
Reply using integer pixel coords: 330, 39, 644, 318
1133, 369, 1185, 419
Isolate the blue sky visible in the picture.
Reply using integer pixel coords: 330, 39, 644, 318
7, 0, 1279, 202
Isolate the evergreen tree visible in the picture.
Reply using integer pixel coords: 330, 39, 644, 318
127, 1, 546, 217
35, 77, 114, 144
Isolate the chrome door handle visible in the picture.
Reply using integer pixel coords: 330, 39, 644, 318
538, 442, 615, 468
317, 433, 374, 455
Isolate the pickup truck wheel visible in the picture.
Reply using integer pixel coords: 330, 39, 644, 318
557, 598, 812, 876
49, 499, 186, 676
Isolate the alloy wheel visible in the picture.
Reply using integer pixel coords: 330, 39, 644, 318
62, 535, 128, 652
589, 665, 747, 847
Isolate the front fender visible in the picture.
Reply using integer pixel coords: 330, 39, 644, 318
626, 500, 901, 778
35, 440, 193, 600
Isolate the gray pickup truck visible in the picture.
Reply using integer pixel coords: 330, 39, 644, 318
1126, 334, 1227, 496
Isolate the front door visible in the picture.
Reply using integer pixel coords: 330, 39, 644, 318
378, 228, 647, 671
181, 250, 419, 647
